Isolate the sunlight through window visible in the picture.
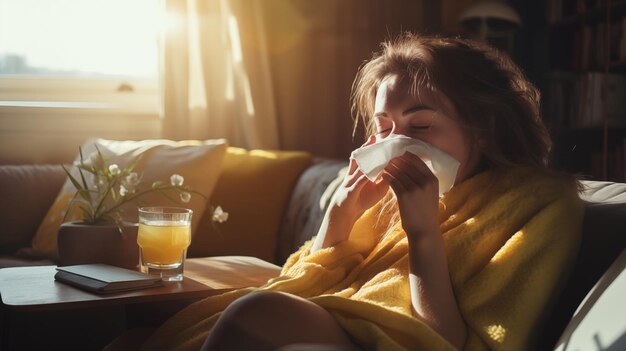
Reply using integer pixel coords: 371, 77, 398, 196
0, 0, 160, 78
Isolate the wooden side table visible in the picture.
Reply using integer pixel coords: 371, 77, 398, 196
0, 256, 281, 350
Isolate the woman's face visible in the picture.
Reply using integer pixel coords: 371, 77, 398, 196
373, 74, 481, 183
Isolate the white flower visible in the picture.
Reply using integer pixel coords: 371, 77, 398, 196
179, 191, 191, 203
119, 185, 129, 197
124, 172, 141, 187
121, 172, 140, 194
170, 174, 184, 187
212, 206, 229, 223
108, 164, 121, 176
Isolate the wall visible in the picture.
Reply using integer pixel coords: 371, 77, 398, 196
0, 77, 161, 164
263, 0, 425, 159
0, 106, 160, 164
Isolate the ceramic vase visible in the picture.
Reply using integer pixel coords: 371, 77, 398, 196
57, 221, 139, 269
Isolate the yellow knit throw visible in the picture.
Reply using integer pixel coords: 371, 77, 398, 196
141, 168, 583, 351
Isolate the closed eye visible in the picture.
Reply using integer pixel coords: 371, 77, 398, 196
410, 125, 432, 130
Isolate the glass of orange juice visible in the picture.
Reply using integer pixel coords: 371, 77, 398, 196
137, 207, 192, 282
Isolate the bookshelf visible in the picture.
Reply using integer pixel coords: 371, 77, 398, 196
546, 0, 626, 182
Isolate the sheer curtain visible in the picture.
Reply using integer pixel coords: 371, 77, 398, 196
161, 0, 279, 148
161, 0, 426, 157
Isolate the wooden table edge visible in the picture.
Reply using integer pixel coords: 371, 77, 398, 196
0, 256, 281, 313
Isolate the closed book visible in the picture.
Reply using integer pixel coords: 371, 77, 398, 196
55, 264, 162, 294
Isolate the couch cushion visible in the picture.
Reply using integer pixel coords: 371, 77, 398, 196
275, 158, 348, 264
0, 165, 66, 254
27, 139, 228, 260
189, 148, 312, 263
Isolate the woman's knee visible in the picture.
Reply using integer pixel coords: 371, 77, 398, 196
204, 291, 306, 350
231, 290, 295, 309
223, 291, 297, 320
205, 291, 357, 351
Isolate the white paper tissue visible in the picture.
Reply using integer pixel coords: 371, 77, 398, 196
351, 134, 460, 195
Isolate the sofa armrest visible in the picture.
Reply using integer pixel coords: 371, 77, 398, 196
0, 164, 66, 253
553, 249, 626, 351
539, 182, 626, 349
580, 180, 626, 203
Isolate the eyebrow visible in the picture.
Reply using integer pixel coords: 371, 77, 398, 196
403, 104, 434, 116
374, 104, 434, 118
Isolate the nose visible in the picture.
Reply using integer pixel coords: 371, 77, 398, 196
390, 121, 410, 137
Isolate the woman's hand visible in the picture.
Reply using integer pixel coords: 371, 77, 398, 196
383, 152, 467, 349
311, 136, 389, 252
329, 144, 390, 221
381, 152, 440, 240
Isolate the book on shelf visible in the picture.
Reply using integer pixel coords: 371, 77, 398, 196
547, 72, 626, 128
622, 137, 626, 182
616, 141, 625, 182
547, 0, 588, 24
621, 17, 626, 61
54, 264, 162, 294
567, 20, 624, 71
588, 141, 626, 182
548, 2, 625, 70
547, 71, 579, 128
593, 22, 605, 69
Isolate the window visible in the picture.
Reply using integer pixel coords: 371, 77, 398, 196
0, 0, 161, 113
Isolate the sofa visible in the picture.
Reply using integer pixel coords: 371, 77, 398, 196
0, 156, 625, 350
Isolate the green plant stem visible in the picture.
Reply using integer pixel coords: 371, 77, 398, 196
92, 178, 119, 221
98, 186, 207, 219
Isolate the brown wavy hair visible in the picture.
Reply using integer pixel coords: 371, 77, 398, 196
351, 33, 552, 171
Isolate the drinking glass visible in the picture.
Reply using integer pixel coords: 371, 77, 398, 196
137, 207, 192, 282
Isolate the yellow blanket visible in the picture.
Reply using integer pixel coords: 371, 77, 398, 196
141, 167, 583, 351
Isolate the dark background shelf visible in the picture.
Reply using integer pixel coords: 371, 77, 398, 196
520, 0, 626, 182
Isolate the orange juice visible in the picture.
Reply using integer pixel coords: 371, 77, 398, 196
137, 221, 191, 266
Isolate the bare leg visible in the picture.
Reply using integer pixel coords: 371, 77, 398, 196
201, 291, 359, 351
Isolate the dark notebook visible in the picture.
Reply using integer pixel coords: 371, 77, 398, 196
54, 264, 162, 294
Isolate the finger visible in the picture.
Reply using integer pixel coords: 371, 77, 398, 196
346, 173, 372, 195
392, 155, 422, 184
348, 157, 359, 175
392, 154, 440, 196
381, 170, 407, 195
352, 173, 369, 191
389, 156, 424, 188
372, 177, 391, 198
397, 152, 437, 181
399, 152, 430, 171
344, 167, 366, 189
382, 162, 411, 193
362, 176, 390, 203
348, 135, 375, 175
392, 154, 431, 185
362, 134, 377, 147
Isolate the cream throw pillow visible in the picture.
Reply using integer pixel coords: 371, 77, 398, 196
28, 138, 229, 259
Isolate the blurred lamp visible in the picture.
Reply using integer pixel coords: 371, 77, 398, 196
459, 1, 522, 52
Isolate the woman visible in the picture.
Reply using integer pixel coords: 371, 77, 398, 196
135, 34, 583, 351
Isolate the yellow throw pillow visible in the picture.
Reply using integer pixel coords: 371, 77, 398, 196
189, 147, 313, 263
28, 138, 229, 259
